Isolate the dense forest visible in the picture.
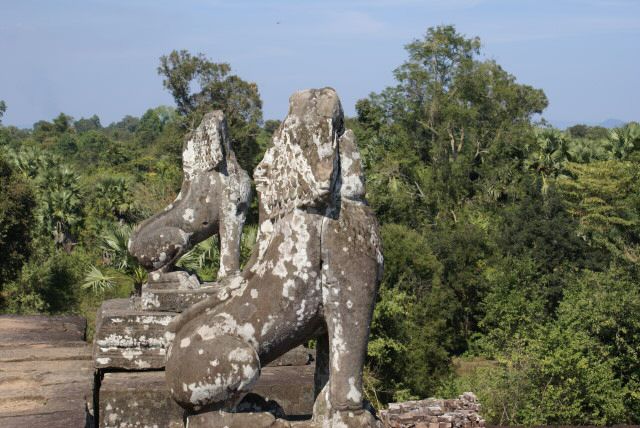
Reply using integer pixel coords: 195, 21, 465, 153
1, 26, 639, 425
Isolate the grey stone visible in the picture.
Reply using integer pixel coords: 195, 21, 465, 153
0, 316, 93, 428
99, 371, 184, 428
94, 298, 315, 371
93, 299, 174, 370
268, 345, 314, 367
165, 88, 383, 427
0, 314, 86, 344
99, 365, 316, 427
187, 411, 279, 428
140, 284, 223, 312
378, 394, 485, 428
145, 270, 201, 290
128, 110, 252, 279
252, 365, 315, 415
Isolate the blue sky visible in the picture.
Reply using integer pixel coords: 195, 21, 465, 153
1, 0, 639, 128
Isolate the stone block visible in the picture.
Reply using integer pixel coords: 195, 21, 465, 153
94, 299, 315, 370
0, 316, 93, 428
146, 270, 201, 290
187, 412, 327, 428
140, 285, 221, 312
0, 314, 86, 344
426, 405, 443, 415
268, 345, 314, 367
93, 299, 175, 370
99, 365, 316, 427
99, 371, 184, 428
187, 411, 280, 428
252, 365, 316, 416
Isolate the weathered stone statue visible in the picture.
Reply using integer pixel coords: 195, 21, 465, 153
128, 111, 252, 279
164, 88, 383, 427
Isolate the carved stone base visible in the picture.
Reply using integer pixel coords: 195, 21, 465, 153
139, 271, 224, 311
93, 291, 318, 427
146, 270, 201, 290
187, 411, 291, 428
94, 298, 316, 370
186, 411, 380, 428
93, 298, 174, 370
99, 371, 184, 428
99, 366, 316, 427
139, 285, 221, 312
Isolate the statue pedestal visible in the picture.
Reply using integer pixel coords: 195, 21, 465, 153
92, 278, 317, 427
93, 298, 173, 370
186, 411, 320, 428
99, 366, 316, 428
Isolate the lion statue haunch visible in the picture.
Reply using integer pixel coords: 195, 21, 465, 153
128, 111, 252, 278
165, 88, 383, 427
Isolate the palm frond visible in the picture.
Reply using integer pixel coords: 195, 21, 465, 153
81, 266, 116, 293
176, 236, 220, 271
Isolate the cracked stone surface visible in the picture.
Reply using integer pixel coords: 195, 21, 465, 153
165, 88, 383, 428
128, 110, 252, 279
0, 315, 93, 428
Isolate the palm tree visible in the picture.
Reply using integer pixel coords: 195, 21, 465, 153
525, 130, 569, 195
8, 148, 84, 248
9, 147, 50, 179
607, 122, 640, 160
35, 166, 83, 248
100, 223, 135, 270
176, 224, 258, 278
176, 236, 220, 273
566, 138, 609, 163
94, 176, 139, 222
83, 223, 147, 295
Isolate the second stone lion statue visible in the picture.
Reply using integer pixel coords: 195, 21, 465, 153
165, 88, 383, 427
128, 111, 252, 279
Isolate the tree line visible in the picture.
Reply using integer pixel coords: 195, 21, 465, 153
1, 25, 639, 425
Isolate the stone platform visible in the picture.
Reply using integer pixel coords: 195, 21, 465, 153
0, 313, 485, 427
0, 315, 94, 428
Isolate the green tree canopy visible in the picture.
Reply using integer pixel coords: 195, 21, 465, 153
158, 50, 263, 172
0, 156, 36, 286
358, 25, 548, 224
74, 115, 102, 133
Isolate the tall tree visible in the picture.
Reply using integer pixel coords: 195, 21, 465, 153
359, 25, 548, 223
74, 115, 102, 133
0, 100, 6, 125
559, 160, 640, 265
0, 156, 36, 286
158, 50, 263, 172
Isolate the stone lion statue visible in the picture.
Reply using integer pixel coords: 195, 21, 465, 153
165, 88, 383, 427
128, 111, 252, 279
